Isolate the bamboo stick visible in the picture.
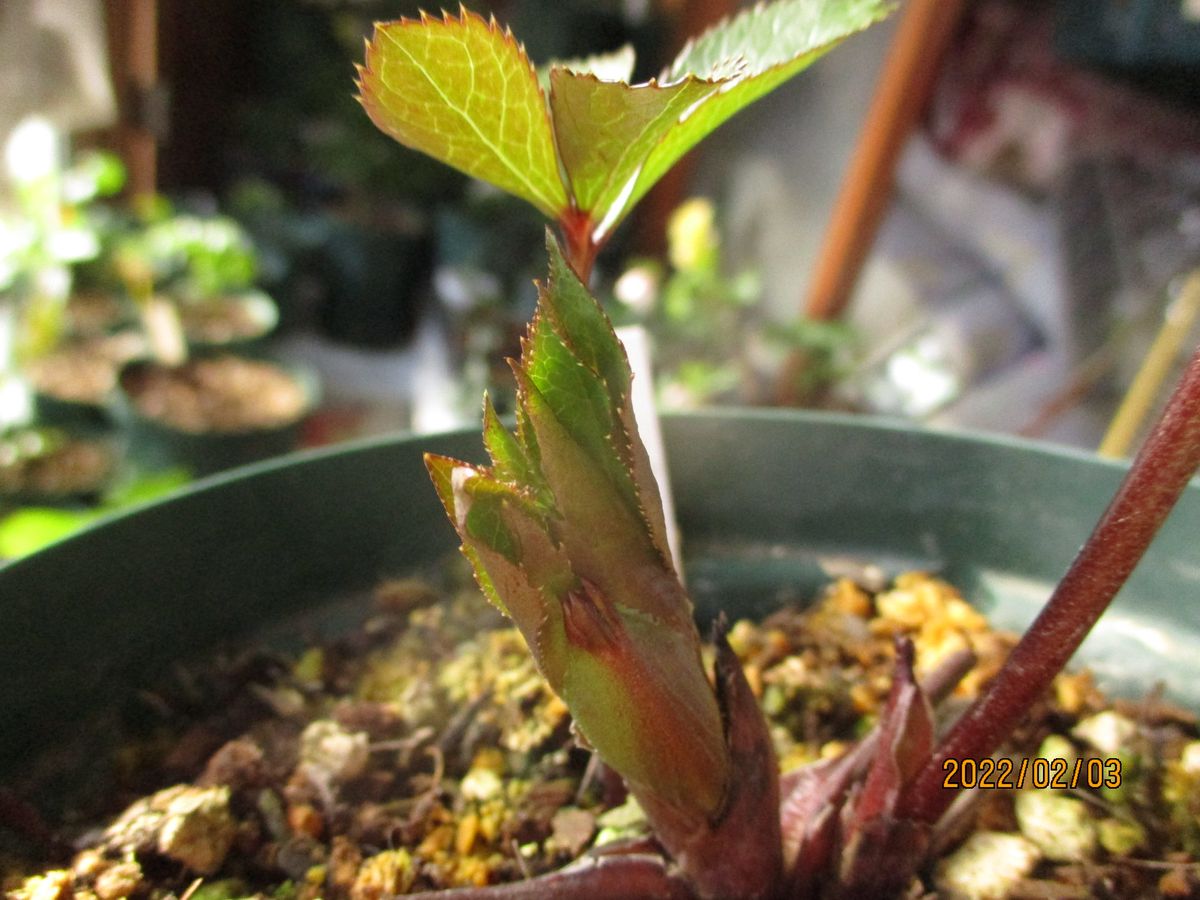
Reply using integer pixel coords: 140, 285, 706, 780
1098, 270, 1200, 459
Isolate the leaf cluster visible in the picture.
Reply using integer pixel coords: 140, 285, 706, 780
426, 235, 729, 820
358, 0, 892, 250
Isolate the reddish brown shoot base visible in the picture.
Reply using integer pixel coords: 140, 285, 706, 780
902, 343, 1200, 825
558, 208, 600, 284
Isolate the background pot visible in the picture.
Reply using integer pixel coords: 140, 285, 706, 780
28, 332, 146, 429
115, 357, 319, 475
309, 220, 432, 348
180, 290, 280, 355
31, 390, 115, 430
0, 425, 124, 507
1, 410, 1197, 784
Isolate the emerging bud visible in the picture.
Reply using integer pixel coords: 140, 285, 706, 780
427, 234, 785, 897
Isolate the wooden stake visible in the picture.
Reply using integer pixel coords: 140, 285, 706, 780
804, 0, 966, 322
777, 0, 966, 403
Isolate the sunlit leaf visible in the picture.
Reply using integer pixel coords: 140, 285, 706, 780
551, 0, 892, 235
550, 73, 715, 235
358, 9, 568, 217
667, 0, 891, 81
636, 0, 893, 210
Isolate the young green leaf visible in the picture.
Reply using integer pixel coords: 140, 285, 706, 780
550, 0, 893, 237
481, 393, 550, 507
360, 0, 890, 256
515, 237, 684, 626
550, 72, 717, 236
426, 454, 571, 684
536, 235, 674, 563
357, 9, 568, 218
666, 0, 892, 81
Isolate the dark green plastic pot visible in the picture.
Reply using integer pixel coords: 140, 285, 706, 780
31, 390, 115, 430
115, 358, 319, 476
1, 410, 1197, 784
313, 222, 432, 348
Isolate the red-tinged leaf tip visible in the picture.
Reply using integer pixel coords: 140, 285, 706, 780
425, 453, 490, 530
502, 356, 522, 386
423, 451, 454, 483
849, 637, 933, 828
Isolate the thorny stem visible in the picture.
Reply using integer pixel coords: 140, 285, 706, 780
901, 343, 1200, 825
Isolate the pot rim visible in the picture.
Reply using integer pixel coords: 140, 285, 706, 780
0, 406, 1186, 567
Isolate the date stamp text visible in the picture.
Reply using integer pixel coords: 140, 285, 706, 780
942, 756, 1122, 790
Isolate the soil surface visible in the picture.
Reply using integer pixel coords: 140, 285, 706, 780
122, 356, 308, 434
0, 431, 116, 498
66, 293, 132, 338
180, 300, 271, 346
26, 335, 145, 406
3, 572, 1198, 899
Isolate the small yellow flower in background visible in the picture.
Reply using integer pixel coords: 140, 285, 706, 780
667, 197, 718, 274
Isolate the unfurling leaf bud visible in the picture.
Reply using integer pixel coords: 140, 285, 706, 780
426, 233, 736, 869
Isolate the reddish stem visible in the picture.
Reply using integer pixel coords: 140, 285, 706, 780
402, 854, 693, 899
559, 207, 599, 284
902, 344, 1200, 824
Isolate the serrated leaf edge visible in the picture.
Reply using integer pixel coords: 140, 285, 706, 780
357, 5, 570, 217
664, 0, 895, 84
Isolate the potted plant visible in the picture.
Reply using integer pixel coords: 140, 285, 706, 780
0, 424, 120, 506
115, 350, 315, 476
2, 2, 1198, 898
107, 203, 315, 475
0, 130, 135, 502
109, 201, 281, 358
0, 128, 132, 429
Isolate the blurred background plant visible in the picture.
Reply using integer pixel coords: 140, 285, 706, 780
0, 461, 188, 559
0, 132, 287, 556
120, 205, 257, 303
111, 198, 275, 365
612, 197, 858, 408
0, 120, 125, 394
